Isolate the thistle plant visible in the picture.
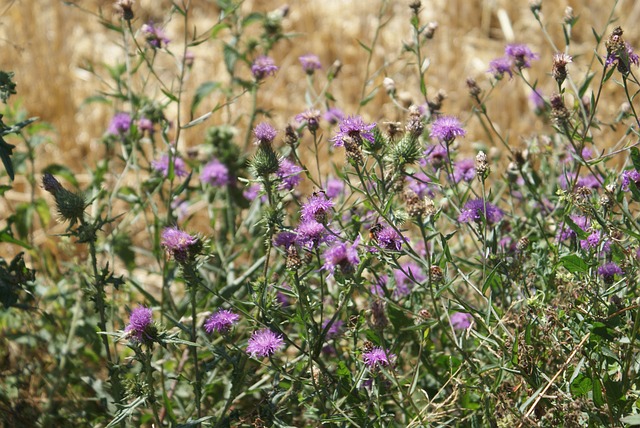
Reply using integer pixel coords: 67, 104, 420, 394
6, 0, 640, 427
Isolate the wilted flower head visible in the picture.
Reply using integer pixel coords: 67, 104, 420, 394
108, 112, 132, 135
246, 328, 284, 358
201, 158, 230, 187
277, 158, 304, 190
430, 116, 465, 143
331, 115, 376, 147
142, 21, 170, 49
253, 122, 277, 145
115, 0, 135, 20
152, 154, 188, 178
505, 43, 539, 69
301, 192, 334, 223
125, 306, 154, 343
552, 52, 573, 85
450, 312, 473, 330
204, 309, 240, 334
323, 237, 360, 276
605, 27, 639, 74
295, 109, 321, 133
362, 346, 395, 369
299, 54, 322, 74
458, 198, 504, 225
251, 55, 278, 80
161, 226, 199, 263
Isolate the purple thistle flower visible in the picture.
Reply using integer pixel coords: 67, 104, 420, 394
324, 107, 345, 125
243, 183, 262, 201
299, 54, 322, 74
125, 306, 154, 343
331, 115, 376, 147
295, 109, 321, 132
374, 226, 406, 251
505, 43, 539, 69
277, 158, 304, 190
488, 56, 513, 79
251, 55, 278, 80
558, 172, 601, 190
301, 193, 334, 223
598, 262, 623, 282
606, 42, 640, 70
453, 158, 476, 183
325, 177, 345, 199
450, 312, 473, 330
204, 309, 240, 334
580, 230, 605, 251
152, 154, 188, 178
362, 347, 395, 369
458, 199, 504, 225
295, 220, 332, 249
142, 21, 170, 49
422, 144, 449, 170
201, 158, 230, 187
246, 328, 284, 358
108, 112, 132, 135
530, 89, 545, 111
253, 122, 277, 145
430, 116, 466, 142
557, 215, 590, 241
138, 117, 154, 135
323, 237, 360, 275
322, 319, 344, 339
274, 231, 297, 248
621, 170, 640, 191
161, 226, 198, 262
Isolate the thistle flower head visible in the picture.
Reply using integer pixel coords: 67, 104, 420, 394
295, 109, 321, 133
204, 309, 240, 334
430, 116, 465, 143
301, 193, 334, 223
142, 21, 170, 49
362, 347, 395, 369
322, 236, 360, 276
295, 220, 332, 249
276, 158, 304, 190
505, 43, 539, 69
246, 328, 285, 358
373, 225, 406, 251
331, 115, 376, 147
125, 306, 155, 344
251, 55, 278, 80
299, 54, 322, 74
253, 122, 277, 145
450, 312, 473, 330
108, 112, 132, 136
201, 158, 230, 187
161, 226, 199, 263
488, 57, 513, 79
453, 158, 476, 183
152, 154, 188, 178
458, 198, 504, 225
598, 262, 623, 284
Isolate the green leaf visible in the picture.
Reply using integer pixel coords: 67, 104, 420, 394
563, 216, 589, 239
570, 374, 592, 397
357, 39, 371, 53
579, 72, 596, 98
34, 198, 51, 228
482, 265, 503, 293
190, 81, 220, 114
387, 304, 413, 331
242, 12, 263, 27
592, 27, 602, 44
559, 254, 589, 273
0, 184, 11, 195
161, 88, 179, 103
630, 147, 640, 171
359, 87, 378, 107
223, 43, 239, 75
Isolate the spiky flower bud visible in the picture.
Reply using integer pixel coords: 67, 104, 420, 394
250, 144, 280, 177
563, 7, 574, 25
343, 136, 363, 165
405, 105, 425, 138
466, 77, 481, 98
43, 174, 86, 225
